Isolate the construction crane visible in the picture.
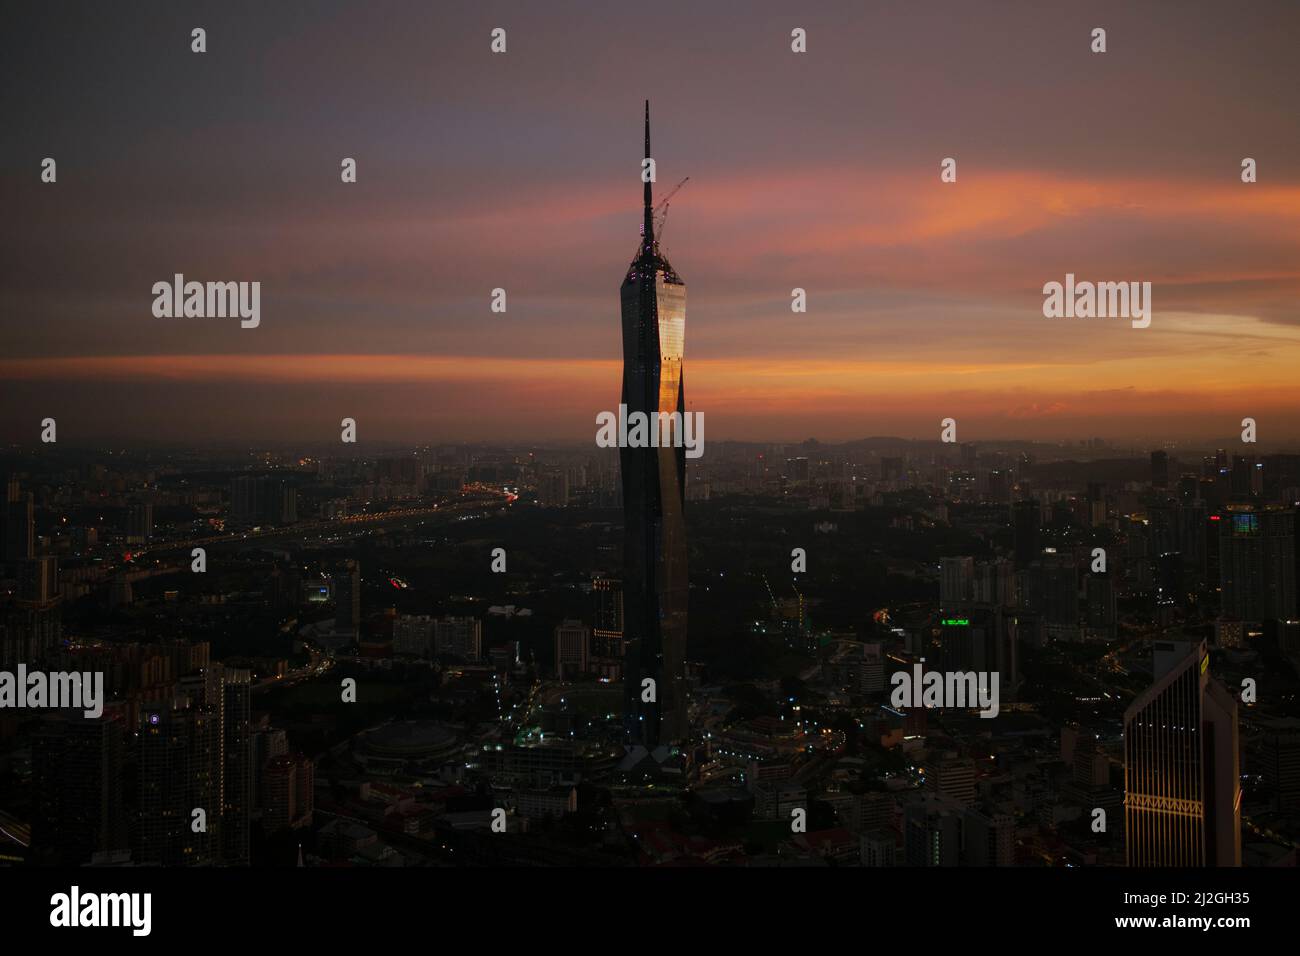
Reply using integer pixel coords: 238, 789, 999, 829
652, 176, 689, 240
790, 577, 806, 633
761, 573, 779, 614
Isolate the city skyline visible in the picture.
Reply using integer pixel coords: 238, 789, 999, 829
5, 2, 1300, 906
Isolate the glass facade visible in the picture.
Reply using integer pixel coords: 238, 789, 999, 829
1123, 641, 1240, 866
619, 105, 689, 749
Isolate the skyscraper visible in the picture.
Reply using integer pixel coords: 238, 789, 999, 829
334, 559, 361, 635
1218, 505, 1297, 623
262, 753, 314, 834
127, 502, 153, 544
1123, 640, 1241, 866
32, 711, 128, 865
939, 556, 974, 606
219, 667, 253, 865
592, 576, 624, 659
434, 615, 482, 660
2, 481, 34, 562
903, 794, 963, 867
230, 475, 297, 526
554, 618, 591, 679
1012, 499, 1040, 568
133, 696, 218, 866
1150, 450, 1169, 489
620, 102, 688, 750
181, 663, 252, 864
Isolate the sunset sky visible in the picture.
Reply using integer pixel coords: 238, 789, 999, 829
4, 0, 1300, 446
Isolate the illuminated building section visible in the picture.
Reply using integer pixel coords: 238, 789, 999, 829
1123, 639, 1240, 866
620, 102, 689, 753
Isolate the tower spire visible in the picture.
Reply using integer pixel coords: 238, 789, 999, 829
643, 100, 654, 246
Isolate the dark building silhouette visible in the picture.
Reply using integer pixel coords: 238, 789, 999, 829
220, 667, 253, 864
2, 480, 34, 562
1012, 499, 1040, 568
620, 102, 688, 750
230, 475, 297, 526
1150, 450, 1169, 489
262, 753, 314, 834
334, 559, 361, 634
32, 711, 128, 865
133, 695, 219, 865
127, 502, 153, 543
179, 663, 252, 864
1218, 506, 1296, 623
592, 576, 624, 658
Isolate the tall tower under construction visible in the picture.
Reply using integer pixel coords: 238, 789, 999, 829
620, 102, 688, 751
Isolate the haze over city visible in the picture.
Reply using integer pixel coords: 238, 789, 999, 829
7, 4, 1300, 939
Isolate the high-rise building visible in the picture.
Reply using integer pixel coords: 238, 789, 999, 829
784, 457, 810, 482
1261, 724, 1300, 812
962, 806, 1016, 866
620, 103, 688, 750
393, 613, 435, 657
860, 829, 897, 867
183, 664, 254, 865
2, 564, 63, 663
252, 726, 289, 813
1218, 506, 1297, 622
435, 615, 482, 660
333, 559, 361, 634
537, 471, 569, 508
903, 794, 963, 867
1151, 450, 1170, 489
925, 751, 976, 806
1043, 552, 1080, 628
230, 475, 297, 526
1084, 571, 1117, 641
1012, 499, 1040, 568
554, 619, 590, 679
32, 711, 128, 865
133, 696, 218, 866
1229, 455, 1263, 500
936, 606, 1018, 694
127, 502, 153, 544
1073, 738, 1111, 790
262, 753, 314, 834
219, 667, 253, 865
19, 555, 57, 605
973, 558, 1015, 607
939, 556, 974, 607
161, 638, 210, 679
1123, 640, 1241, 866
592, 577, 624, 658
3, 485, 34, 562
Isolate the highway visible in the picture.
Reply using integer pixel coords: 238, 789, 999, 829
109, 490, 513, 574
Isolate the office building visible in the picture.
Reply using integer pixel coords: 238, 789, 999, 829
435, 615, 482, 660
1123, 640, 1240, 866
334, 559, 361, 634
554, 619, 591, 679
